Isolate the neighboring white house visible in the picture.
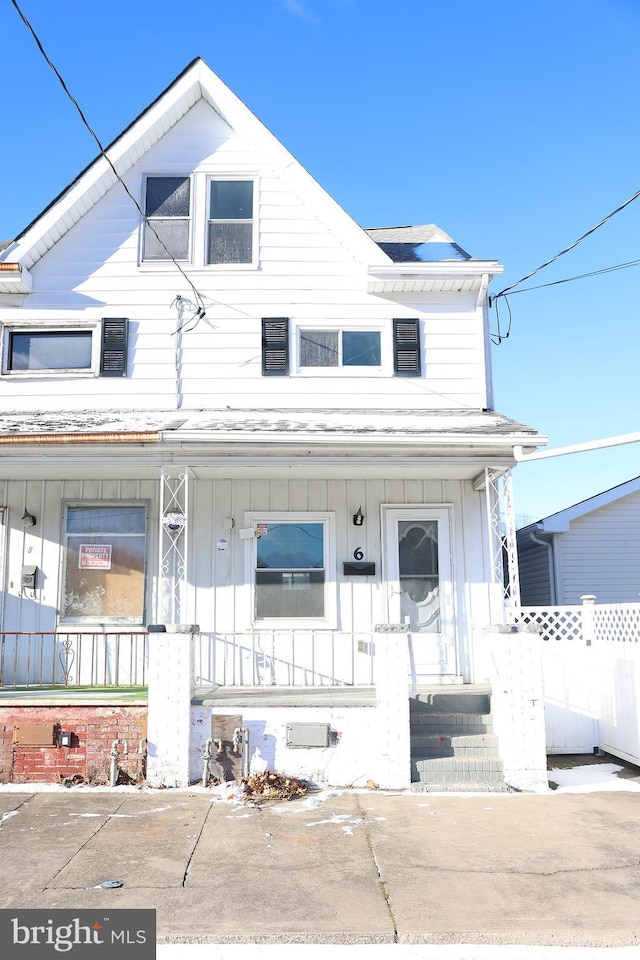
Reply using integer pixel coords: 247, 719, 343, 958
517, 475, 640, 605
0, 59, 547, 790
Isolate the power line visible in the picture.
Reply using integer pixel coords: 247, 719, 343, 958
500, 257, 640, 296
490, 256, 640, 343
490, 185, 640, 304
10, 0, 206, 317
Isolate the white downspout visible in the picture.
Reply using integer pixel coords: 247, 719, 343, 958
529, 530, 556, 605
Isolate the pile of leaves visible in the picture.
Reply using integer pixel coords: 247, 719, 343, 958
240, 771, 309, 802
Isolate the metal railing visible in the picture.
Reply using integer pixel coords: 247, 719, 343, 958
194, 630, 377, 688
0, 632, 149, 689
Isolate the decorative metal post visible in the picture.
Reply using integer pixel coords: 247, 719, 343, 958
157, 468, 189, 624
484, 467, 521, 622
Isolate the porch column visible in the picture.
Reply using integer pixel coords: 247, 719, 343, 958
483, 624, 548, 791
374, 629, 412, 790
483, 467, 521, 621
146, 629, 196, 787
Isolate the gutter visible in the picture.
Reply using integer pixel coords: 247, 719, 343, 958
0, 432, 159, 446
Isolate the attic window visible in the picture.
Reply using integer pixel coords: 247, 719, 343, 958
207, 180, 254, 264
143, 176, 191, 260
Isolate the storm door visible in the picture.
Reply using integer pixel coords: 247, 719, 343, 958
384, 507, 457, 679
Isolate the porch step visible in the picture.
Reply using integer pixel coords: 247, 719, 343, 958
409, 685, 509, 793
409, 713, 493, 735
411, 732, 500, 758
411, 779, 512, 794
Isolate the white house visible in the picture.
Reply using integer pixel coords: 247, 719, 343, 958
518, 475, 640, 605
0, 59, 547, 791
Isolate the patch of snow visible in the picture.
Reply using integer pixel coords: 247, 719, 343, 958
549, 763, 640, 793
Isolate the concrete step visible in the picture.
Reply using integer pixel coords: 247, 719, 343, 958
412, 757, 505, 783
410, 732, 500, 758
411, 780, 512, 794
409, 687, 491, 714
409, 712, 493, 734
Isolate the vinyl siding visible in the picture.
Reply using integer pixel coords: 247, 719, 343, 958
557, 492, 640, 603
0, 99, 491, 413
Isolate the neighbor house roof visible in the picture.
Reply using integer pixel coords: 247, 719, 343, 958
519, 475, 640, 534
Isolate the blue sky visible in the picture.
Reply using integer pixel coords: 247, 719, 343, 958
1, 0, 639, 525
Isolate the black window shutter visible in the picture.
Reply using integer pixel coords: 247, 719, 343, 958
100, 318, 129, 377
393, 318, 421, 376
262, 318, 289, 375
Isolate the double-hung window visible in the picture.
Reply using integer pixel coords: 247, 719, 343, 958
61, 504, 147, 624
247, 513, 336, 624
207, 179, 254, 264
141, 175, 255, 265
143, 176, 191, 260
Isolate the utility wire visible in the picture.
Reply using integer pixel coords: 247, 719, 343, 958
10, 0, 206, 318
490, 185, 640, 304
498, 257, 640, 296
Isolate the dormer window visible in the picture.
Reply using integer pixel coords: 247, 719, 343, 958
207, 180, 254, 264
143, 176, 191, 260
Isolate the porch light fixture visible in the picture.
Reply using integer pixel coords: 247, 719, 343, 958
162, 511, 186, 533
21, 509, 36, 528
353, 506, 365, 526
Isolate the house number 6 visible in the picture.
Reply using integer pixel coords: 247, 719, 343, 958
353, 548, 364, 560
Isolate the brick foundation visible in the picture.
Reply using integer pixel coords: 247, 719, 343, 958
0, 705, 148, 785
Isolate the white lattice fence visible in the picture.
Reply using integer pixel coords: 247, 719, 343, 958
592, 603, 640, 765
593, 603, 640, 644
515, 606, 597, 754
516, 607, 584, 643
515, 603, 640, 760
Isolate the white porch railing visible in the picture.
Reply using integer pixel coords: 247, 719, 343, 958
0, 632, 148, 689
515, 601, 640, 763
194, 630, 377, 688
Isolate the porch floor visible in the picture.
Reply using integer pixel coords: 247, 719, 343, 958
193, 685, 377, 708
0, 686, 148, 705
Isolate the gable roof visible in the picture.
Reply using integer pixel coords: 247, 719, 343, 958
0, 58, 390, 274
520, 475, 640, 534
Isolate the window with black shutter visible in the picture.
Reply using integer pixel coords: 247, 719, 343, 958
100, 318, 129, 377
393, 318, 421, 376
262, 318, 289, 375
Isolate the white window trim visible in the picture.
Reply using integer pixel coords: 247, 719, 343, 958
138, 172, 259, 270
0, 321, 101, 378
58, 500, 149, 626
244, 511, 337, 629
293, 321, 391, 376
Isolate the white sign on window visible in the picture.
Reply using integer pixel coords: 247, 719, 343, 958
78, 544, 112, 569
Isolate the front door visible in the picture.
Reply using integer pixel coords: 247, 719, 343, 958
384, 507, 458, 680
